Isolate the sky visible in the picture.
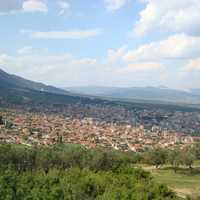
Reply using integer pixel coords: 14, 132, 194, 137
0, 0, 200, 89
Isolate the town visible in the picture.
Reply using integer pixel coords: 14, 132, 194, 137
1, 107, 200, 152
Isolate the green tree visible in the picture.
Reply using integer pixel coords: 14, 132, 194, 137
167, 148, 182, 172
182, 150, 196, 170
149, 148, 167, 168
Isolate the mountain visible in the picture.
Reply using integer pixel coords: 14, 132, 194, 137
67, 86, 200, 104
0, 68, 105, 107
0, 68, 69, 95
1, 68, 200, 112
190, 88, 200, 96
66, 86, 119, 96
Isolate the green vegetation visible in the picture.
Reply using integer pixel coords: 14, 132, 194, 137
0, 143, 199, 199
0, 144, 176, 200
141, 144, 200, 171
136, 143, 200, 199
142, 166, 200, 199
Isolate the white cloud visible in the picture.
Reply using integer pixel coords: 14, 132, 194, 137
104, 0, 128, 11
57, 0, 70, 15
0, 0, 22, 14
177, 58, 200, 89
124, 34, 200, 62
134, 0, 200, 36
107, 46, 126, 64
0, 52, 98, 86
0, 54, 12, 65
183, 58, 200, 72
29, 28, 102, 39
72, 58, 97, 65
20, 29, 33, 34
118, 62, 163, 73
105, 47, 165, 84
17, 46, 33, 54
22, 0, 48, 13
0, 0, 48, 14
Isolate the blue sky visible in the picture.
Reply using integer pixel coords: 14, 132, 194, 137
0, 0, 200, 89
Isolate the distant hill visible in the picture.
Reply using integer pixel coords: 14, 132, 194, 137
1, 68, 200, 112
0, 68, 69, 95
67, 86, 200, 104
190, 89, 200, 96
66, 86, 119, 96
0, 68, 106, 106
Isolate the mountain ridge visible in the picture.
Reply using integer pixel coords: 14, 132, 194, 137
67, 86, 200, 104
0, 68, 69, 95
1, 68, 200, 112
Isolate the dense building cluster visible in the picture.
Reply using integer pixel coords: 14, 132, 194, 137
14, 102, 200, 134
1, 108, 200, 151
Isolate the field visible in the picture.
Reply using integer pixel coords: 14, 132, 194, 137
138, 164, 200, 199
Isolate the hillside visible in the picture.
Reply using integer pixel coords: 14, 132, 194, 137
1, 68, 200, 113
0, 68, 107, 107
0, 68, 69, 95
68, 86, 200, 104
190, 89, 200, 96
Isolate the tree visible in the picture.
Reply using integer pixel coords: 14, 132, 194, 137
0, 116, 3, 125
192, 143, 200, 160
167, 148, 182, 173
182, 150, 196, 170
0, 144, 177, 200
4, 120, 13, 129
150, 149, 167, 168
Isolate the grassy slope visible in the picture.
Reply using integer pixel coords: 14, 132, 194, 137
137, 164, 200, 199
151, 168, 200, 198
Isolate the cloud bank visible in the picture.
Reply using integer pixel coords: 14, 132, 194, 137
134, 0, 200, 36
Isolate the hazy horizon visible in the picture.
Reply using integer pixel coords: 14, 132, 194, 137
0, 67, 197, 91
